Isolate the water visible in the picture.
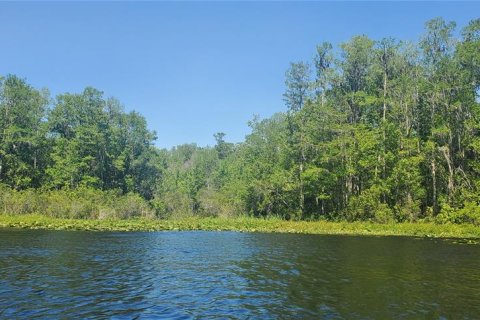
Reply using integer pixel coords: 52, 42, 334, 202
0, 229, 479, 319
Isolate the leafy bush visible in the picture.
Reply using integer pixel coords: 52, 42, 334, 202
197, 188, 237, 218
436, 202, 480, 225
112, 193, 155, 219
153, 190, 194, 219
346, 186, 381, 221
394, 199, 421, 222
374, 204, 395, 223
0, 186, 155, 219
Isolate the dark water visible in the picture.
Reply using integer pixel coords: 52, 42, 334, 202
1, 230, 479, 319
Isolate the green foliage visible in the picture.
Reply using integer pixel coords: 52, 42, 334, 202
283, 62, 312, 112
1, 18, 480, 226
149, 18, 480, 225
346, 185, 392, 222
436, 202, 480, 226
0, 75, 49, 189
2, 214, 480, 239
0, 185, 154, 219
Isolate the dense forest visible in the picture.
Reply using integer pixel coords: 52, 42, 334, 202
1, 18, 479, 224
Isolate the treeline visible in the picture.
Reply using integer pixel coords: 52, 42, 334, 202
0, 80, 159, 218
1, 18, 480, 224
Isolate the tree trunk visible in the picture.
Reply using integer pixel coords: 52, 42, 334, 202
299, 149, 305, 218
383, 69, 387, 122
432, 159, 437, 214
441, 146, 454, 198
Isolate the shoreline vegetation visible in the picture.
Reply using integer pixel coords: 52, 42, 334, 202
1, 18, 480, 229
1, 215, 479, 239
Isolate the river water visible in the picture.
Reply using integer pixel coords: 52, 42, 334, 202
0, 229, 479, 319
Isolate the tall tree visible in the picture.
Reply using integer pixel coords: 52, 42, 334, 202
283, 62, 312, 112
0, 75, 49, 189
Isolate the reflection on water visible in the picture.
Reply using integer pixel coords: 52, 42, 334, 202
0, 229, 479, 319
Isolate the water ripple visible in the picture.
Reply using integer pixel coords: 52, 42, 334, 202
0, 230, 479, 319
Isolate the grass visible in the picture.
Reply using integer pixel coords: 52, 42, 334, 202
1, 214, 480, 239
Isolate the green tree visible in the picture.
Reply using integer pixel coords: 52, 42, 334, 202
0, 75, 49, 189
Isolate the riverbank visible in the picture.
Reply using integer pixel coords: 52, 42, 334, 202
1, 214, 480, 239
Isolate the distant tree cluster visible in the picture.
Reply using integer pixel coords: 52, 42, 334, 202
0, 79, 159, 199
1, 18, 479, 223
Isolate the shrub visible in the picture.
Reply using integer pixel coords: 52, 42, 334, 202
0, 186, 155, 220
155, 190, 194, 219
374, 204, 395, 223
436, 202, 480, 225
394, 199, 421, 222
112, 193, 154, 219
198, 188, 237, 218
345, 186, 398, 224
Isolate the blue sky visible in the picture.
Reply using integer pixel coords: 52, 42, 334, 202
1, 2, 479, 149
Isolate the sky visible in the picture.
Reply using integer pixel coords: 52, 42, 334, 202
1, 2, 479, 149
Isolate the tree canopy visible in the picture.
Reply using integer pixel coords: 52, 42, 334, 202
1, 18, 479, 224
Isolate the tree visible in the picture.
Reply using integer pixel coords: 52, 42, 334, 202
283, 62, 312, 112
340, 35, 375, 124
314, 42, 335, 105
213, 132, 233, 160
0, 75, 49, 189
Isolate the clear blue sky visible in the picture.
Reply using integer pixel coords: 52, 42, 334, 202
1, 2, 479, 149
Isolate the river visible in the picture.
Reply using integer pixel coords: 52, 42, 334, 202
1, 229, 479, 319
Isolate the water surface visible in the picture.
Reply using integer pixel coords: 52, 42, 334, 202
1, 229, 479, 319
